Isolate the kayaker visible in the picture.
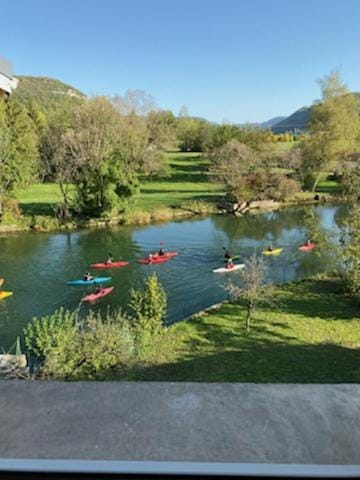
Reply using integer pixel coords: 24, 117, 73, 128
223, 247, 232, 259
306, 239, 312, 246
267, 244, 274, 252
106, 254, 113, 264
226, 257, 234, 269
148, 253, 154, 264
158, 242, 165, 256
95, 286, 103, 294
84, 272, 94, 281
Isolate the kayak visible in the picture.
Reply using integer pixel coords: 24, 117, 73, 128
90, 261, 129, 269
151, 252, 177, 259
67, 277, 112, 286
82, 286, 114, 303
0, 291, 12, 300
262, 248, 283, 256
299, 243, 316, 252
213, 264, 245, 273
138, 257, 170, 265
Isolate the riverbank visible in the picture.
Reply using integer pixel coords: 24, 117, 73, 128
2, 151, 341, 233
122, 278, 360, 383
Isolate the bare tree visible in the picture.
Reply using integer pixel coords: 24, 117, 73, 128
111, 90, 157, 116
227, 254, 275, 332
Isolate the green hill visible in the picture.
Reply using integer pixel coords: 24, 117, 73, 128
13, 75, 86, 116
272, 93, 360, 133
271, 107, 310, 133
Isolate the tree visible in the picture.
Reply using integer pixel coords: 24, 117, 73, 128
300, 70, 360, 192
117, 113, 166, 176
61, 97, 138, 217
111, 89, 157, 116
39, 120, 77, 219
177, 117, 204, 151
0, 98, 39, 217
227, 254, 274, 332
340, 206, 360, 296
209, 139, 299, 206
146, 110, 177, 150
341, 164, 360, 201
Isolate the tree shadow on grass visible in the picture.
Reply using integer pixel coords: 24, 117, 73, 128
168, 161, 210, 183
19, 202, 56, 216
124, 342, 360, 383
276, 280, 359, 321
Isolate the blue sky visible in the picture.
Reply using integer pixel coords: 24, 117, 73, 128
2, 0, 360, 123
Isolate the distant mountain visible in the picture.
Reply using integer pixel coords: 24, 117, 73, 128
13, 75, 86, 116
260, 116, 286, 129
271, 107, 310, 134
270, 92, 360, 133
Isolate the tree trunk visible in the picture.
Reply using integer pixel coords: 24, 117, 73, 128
311, 172, 321, 193
246, 304, 252, 332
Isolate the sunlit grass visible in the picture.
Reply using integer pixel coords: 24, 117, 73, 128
128, 279, 360, 382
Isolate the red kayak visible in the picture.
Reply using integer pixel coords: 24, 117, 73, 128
299, 242, 316, 252
138, 251, 178, 265
90, 261, 129, 269
138, 257, 170, 265
152, 251, 177, 259
82, 286, 114, 303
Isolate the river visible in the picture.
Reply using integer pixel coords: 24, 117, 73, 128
0, 204, 346, 350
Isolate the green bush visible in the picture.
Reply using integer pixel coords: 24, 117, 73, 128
24, 308, 77, 359
23, 276, 180, 379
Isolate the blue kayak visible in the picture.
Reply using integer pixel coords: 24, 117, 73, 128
67, 277, 112, 286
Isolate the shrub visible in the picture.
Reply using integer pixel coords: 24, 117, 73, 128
24, 308, 77, 360
130, 273, 167, 357
42, 310, 135, 380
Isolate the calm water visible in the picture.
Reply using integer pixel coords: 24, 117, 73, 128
0, 205, 346, 349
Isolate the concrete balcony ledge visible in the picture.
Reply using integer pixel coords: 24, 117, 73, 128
0, 382, 359, 465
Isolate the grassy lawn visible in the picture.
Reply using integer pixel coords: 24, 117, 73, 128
14, 151, 341, 220
15, 152, 223, 216
138, 152, 223, 211
15, 183, 74, 216
316, 179, 342, 194
130, 279, 360, 382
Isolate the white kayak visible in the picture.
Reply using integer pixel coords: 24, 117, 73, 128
213, 264, 245, 273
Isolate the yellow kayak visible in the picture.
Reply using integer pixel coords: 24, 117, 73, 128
0, 291, 13, 300
262, 248, 283, 256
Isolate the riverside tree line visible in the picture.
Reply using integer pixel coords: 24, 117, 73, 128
2, 70, 360, 223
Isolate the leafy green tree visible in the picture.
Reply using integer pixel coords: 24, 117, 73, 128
146, 109, 177, 149
60, 97, 138, 217
300, 70, 360, 192
0, 98, 39, 217
341, 164, 360, 200
177, 117, 204, 151
340, 206, 360, 296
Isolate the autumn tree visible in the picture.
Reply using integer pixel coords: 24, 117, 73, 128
300, 70, 360, 192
